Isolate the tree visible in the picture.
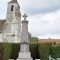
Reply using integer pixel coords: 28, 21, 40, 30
54, 41, 56, 45
28, 32, 38, 43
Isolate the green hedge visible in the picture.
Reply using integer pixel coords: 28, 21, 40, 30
50, 45, 60, 59
10, 43, 40, 60
38, 43, 52, 60
1, 43, 12, 60
29, 43, 40, 60
0, 44, 4, 60
3, 43, 12, 60
10, 43, 20, 60
0, 42, 52, 60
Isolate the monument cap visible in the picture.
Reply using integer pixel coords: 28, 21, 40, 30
8, 0, 17, 3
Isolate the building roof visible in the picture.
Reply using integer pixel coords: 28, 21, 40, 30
8, 0, 17, 3
39, 38, 60, 44
0, 19, 6, 33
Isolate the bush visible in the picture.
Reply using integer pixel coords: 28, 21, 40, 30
0, 43, 20, 60
3, 43, 12, 60
0, 43, 48, 60
29, 43, 40, 60
50, 45, 60, 59
10, 43, 40, 60
38, 43, 51, 60
10, 43, 20, 60
0, 44, 4, 60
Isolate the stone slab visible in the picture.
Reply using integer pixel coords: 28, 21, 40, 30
35, 59, 41, 60
9, 59, 14, 60
18, 52, 32, 58
57, 58, 60, 60
16, 58, 33, 60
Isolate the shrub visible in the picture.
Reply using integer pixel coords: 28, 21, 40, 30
51, 45, 60, 59
10, 43, 20, 60
0, 44, 4, 60
10, 43, 40, 60
3, 43, 12, 60
29, 43, 40, 60
0, 43, 41, 60
38, 43, 51, 60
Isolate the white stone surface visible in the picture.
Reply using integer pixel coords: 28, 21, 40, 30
17, 14, 33, 60
21, 14, 29, 42
17, 58, 33, 60
18, 52, 32, 58
57, 58, 60, 60
53, 59, 55, 60
35, 59, 41, 60
1, 0, 21, 43
9, 59, 14, 60
49, 55, 53, 60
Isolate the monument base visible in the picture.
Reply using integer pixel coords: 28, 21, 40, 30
17, 58, 33, 60
16, 52, 33, 60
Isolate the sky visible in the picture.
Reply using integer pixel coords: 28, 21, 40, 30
0, 0, 60, 39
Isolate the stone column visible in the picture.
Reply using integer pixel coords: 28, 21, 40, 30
21, 13, 29, 43
17, 14, 33, 60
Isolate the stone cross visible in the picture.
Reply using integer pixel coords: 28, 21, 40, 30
17, 13, 33, 60
23, 14, 28, 20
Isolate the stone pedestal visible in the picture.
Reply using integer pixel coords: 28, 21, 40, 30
17, 58, 33, 60
17, 52, 33, 60
16, 14, 33, 60
17, 43, 33, 60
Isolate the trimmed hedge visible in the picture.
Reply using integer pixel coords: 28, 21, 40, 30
3, 43, 12, 60
38, 43, 52, 60
0, 44, 4, 60
0, 42, 52, 60
10, 43, 40, 60
10, 43, 20, 60
0, 43, 12, 60
29, 43, 40, 60
50, 45, 60, 59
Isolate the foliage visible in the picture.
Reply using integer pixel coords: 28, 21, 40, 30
29, 43, 40, 60
50, 45, 60, 59
0, 42, 40, 60
0, 42, 53, 60
38, 43, 52, 60
53, 41, 56, 45
3, 43, 12, 60
10, 43, 20, 60
31, 37, 38, 43
0, 44, 4, 60
10, 43, 40, 60
28, 32, 38, 43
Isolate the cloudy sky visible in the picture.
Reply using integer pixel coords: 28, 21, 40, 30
0, 0, 60, 39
